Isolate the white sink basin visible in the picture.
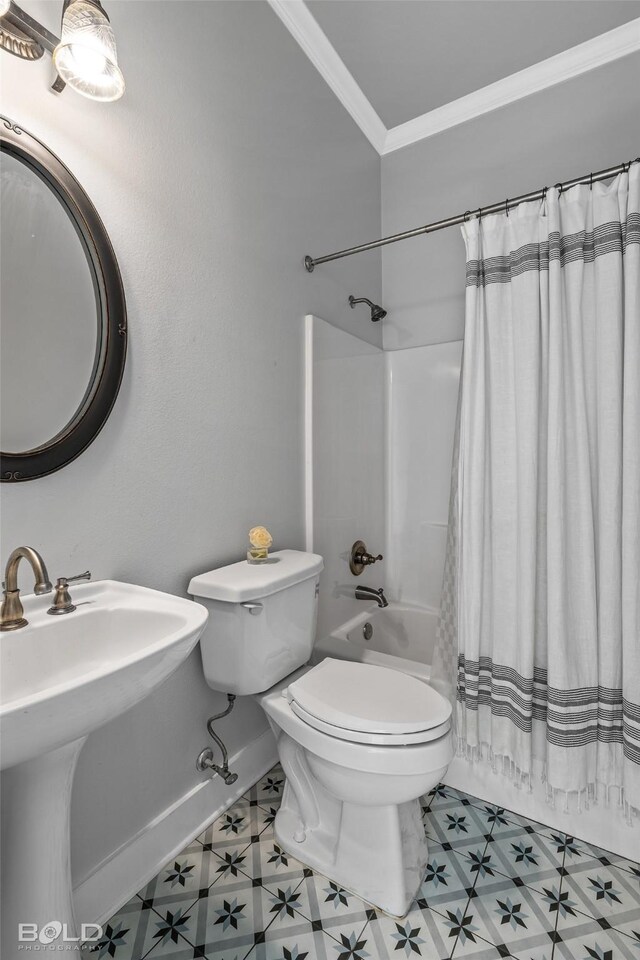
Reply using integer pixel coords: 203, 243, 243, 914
0, 579, 208, 957
0, 579, 208, 770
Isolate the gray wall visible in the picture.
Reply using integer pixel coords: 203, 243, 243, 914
381, 52, 640, 349
0, 0, 381, 885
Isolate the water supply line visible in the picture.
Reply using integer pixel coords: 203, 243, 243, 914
196, 694, 239, 785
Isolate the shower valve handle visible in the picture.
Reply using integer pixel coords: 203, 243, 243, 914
359, 551, 383, 565
349, 540, 384, 576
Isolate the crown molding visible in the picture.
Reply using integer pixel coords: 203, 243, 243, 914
382, 18, 640, 155
268, 3, 640, 158
267, 0, 387, 154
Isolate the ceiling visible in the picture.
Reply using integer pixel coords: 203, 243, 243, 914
306, 0, 640, 128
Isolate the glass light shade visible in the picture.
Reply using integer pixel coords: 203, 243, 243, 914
53, 0, 124, 102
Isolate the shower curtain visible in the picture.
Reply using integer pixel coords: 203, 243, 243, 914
434, 162, 640, 817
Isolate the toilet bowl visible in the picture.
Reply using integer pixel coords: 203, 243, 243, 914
258, 659, 452, 917
189, 550, 453, 918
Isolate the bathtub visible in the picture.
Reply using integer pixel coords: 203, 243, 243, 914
313, 602, 437, 682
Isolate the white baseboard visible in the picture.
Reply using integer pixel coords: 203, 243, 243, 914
74, 729, 278, 927
444, 755, 640, 862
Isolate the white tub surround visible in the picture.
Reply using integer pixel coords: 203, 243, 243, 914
304, 316, 386, 641
315, 601, 436, 682
385, 343, 463, 611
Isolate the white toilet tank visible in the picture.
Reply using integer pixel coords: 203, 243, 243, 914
188, 549, 323, 695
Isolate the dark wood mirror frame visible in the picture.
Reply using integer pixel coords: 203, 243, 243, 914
1, 117, 127, 482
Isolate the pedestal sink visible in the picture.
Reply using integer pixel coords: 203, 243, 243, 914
0, 580, 208, 958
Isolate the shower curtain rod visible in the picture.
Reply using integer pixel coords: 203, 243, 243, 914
303, 157, 638, 273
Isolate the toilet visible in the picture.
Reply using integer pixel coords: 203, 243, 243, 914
189, 549, 453, 918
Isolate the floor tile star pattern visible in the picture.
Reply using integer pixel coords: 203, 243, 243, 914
83, 765, 640, 960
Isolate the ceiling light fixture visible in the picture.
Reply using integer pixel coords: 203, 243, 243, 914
0, 0, 124, 101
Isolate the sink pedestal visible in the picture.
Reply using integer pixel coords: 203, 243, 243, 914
1, 737, 87, 959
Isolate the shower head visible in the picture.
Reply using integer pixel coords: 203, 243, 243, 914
370, 303, 387, 322
348, 295, 387, 322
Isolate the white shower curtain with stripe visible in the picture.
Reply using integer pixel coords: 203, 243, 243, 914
434, 162, 640, 817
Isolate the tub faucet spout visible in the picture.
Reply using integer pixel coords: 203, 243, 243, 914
354, 586, 388, 608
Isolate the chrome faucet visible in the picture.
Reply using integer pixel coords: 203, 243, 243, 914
1, 546, 53, 631
354, 585, 389, 608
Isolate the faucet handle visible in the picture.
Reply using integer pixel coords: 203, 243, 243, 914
349, 540, 384, 576
58, 571, 91, 586
47, 572, 91, 617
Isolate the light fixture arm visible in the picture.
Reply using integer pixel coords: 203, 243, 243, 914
1, 1, 66, 91
3, 1, 59, 54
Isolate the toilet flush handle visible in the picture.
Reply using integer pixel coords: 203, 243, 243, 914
241, 601, 263, 616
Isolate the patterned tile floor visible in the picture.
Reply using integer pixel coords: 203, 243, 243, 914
84, 765, 640, 960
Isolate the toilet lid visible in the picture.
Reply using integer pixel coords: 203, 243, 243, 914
286, 659, 452, 746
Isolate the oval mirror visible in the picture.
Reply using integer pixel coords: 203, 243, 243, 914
0, 118, 126, 481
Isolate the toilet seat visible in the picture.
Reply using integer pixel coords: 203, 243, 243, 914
285, 658, 451, 746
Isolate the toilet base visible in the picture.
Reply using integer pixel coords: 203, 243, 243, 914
258, 669, 453, 918
274, 777, 430, 918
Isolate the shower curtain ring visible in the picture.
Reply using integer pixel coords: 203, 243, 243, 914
505, 198, 510, 217
589, 172, 593, 191
463, 210, 472, 222
554, 182, 563, 197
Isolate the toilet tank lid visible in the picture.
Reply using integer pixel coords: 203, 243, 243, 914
188, 549, 323, 603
